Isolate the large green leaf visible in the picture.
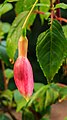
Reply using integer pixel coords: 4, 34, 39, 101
36, 20, 67, 81
0, 3, 13, 16
6, 11, 28, 59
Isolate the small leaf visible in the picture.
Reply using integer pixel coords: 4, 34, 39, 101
14, 90, 27, 112
55, 3, 67, 9
62, 25, 67, 38
36, 20, 67, 81
0, 3, 13, 16
43, 12, 51, 20
6, 11, 28, 59
1, 89, 13, 101
5, 68, 13, 79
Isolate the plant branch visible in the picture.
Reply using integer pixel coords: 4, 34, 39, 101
22, 0, 38, 29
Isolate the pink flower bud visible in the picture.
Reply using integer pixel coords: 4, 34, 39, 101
14, 56, 34, 100
14, 36, 34, 101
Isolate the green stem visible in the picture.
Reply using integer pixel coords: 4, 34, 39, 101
22, 0, 38, 29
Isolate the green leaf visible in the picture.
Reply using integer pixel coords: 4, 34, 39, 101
59, 86, 67, 100
55, 3, 67, 9
6, 11, 28, 59
39, 0, 50, 23
0, 3, 13, 16
15, 0, 35, 14
34, 83, 44, 92
0, 44, 11, 65
15, 0, 37, 27
2, 22, 11, 34
1, 89, 13, 101
62, 25, 67, 38
0, 22, 10, 39
5, 68, 13, 79
40, 0, 50, 12
36, 20, 67, 81
14, 90, 27, 112
0, 114, 11, 120
22, 109, 35, 120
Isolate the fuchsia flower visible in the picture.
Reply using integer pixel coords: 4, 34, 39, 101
14, 36, 34, 101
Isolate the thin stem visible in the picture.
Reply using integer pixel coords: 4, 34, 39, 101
22, 0, 38, 29
1, 61, 7, 90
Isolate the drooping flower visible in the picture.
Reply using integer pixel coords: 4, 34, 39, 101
14, 36, 34, 100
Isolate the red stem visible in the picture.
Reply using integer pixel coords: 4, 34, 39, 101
55, 16, 67, 23
33, 10, 45, 15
